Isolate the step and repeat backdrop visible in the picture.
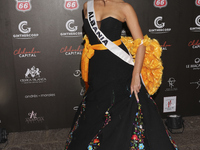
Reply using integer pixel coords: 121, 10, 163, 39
0, 0, 200, 132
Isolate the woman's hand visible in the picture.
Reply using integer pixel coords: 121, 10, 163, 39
130, 74, 141, 102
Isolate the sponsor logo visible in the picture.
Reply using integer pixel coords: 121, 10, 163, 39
60, 19, 82, 37
160, 41, 172, 50
13, 21, 39, 39
25, 66, 41, 78
25, 93, 56, 99
25, 111, 44, 123
190, 79, 200, 89
66, 19, 77, 32
20, 66, 47, 84
196, 0, 200, 6
16, 0, 32, 12
154, 0, 168, 8
163, 96, 177, 113
73, 106, 79, 111
18, 21, 31, 33
154, 16, 165, 29
60, 45, 82, 55
73, 70, 81, 77
149, 16, 171, 34
190, 15, 200, 32
121, 29, 128, 36
188, 39, 200, 49
165, 77, 178, 91
186, 58, 200, 70
80, 87, 85, 96
13, 47, 41, 58
64, 0, 79, 10
121, 29, 126, 36
195, 15, 200, 26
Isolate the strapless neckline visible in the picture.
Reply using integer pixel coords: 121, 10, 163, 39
83, 16, 123, 45
84, 16, 123, 23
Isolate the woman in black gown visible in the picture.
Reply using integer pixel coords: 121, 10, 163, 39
65, 0, 178, 149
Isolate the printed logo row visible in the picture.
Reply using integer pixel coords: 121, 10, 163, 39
13, 45, 82, 58
13, 15, 200, 40
13, 20, 82, 39
19, 65, 200, 87
15, 0, 200, 12
16, 0, 80, 12
166, 76, 200, 92
154, 0, 200, 8
13, 38, 200, 58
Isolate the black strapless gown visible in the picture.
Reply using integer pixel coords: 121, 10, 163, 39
65, 17, 178, 150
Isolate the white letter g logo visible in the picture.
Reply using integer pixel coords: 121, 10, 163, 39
66, 19, 78, 32
154, 16, 165, 29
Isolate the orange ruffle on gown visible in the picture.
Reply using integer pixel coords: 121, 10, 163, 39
121, 35, 163, 95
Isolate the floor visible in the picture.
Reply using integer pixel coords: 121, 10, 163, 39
0, 115, 200, 150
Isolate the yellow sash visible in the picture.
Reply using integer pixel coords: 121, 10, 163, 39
81, 35, 121, 90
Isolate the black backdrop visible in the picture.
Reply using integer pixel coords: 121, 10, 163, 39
0, 0, 200, 132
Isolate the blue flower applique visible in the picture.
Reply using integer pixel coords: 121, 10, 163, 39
139, 143, 144, 149
88, 145, 93, 150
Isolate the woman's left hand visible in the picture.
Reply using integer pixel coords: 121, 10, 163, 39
130, 74, 141, 102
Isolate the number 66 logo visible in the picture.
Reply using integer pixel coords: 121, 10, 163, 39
196, 0, 200, 6
64, 0, 79, 10
16, 0, 32, 12
154, 0, 167, 8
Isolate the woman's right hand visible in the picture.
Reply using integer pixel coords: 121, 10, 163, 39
130, 74, 141, 102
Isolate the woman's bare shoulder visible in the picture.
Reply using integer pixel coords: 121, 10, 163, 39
121, 2, 134, 11
83, 2, 87, 17
120, 2, 136, 17
83, 1, 87, 9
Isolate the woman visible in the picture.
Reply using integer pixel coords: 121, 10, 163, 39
65, 0, 178, 149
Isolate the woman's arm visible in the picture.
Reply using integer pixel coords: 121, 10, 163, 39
123, 3, 146, 101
